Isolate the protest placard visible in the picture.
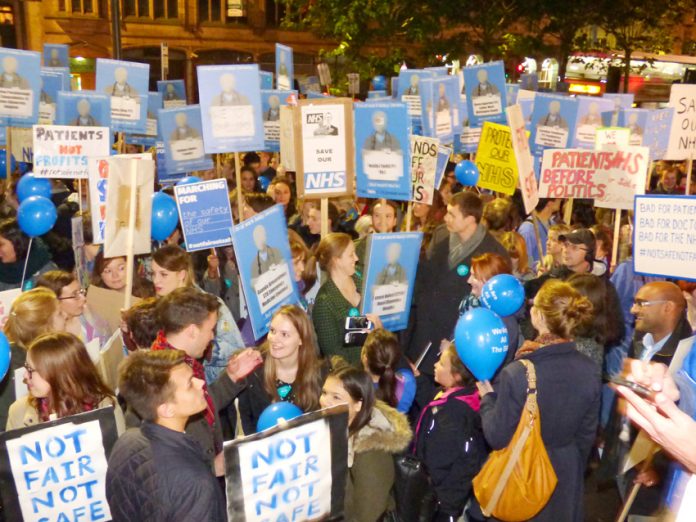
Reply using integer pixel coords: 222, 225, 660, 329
506, 104, 539, 214
224, 405, 348, 522
261, 89, 297, 152
361, 232, 422, 331
10, 127, 32, 164
160, 105, 214, 174
633, 195, 696, 281
95, 58, 150, 134
573, 96, 614, 149
529, 93, 578, 156
0, 48, 41, 126
538, 147, 648, 210
434, 145, 452, 190
232, 204, 300, 339
595, 127, 630, 150
410, 135, 439, 204
641, 108, 674, 160
260, 71, 273, 90
463, 61, 507, 127
475, 121, 518, 195
294, 98, 354, 198
665, 84, 696, 160
157, 79, 186, 109
103, 157, 154, 257
354, 102, 411, 201
397, 70, 433, 119
0, 408, 118, 522
33, 125, 110, 179
420, 77, 459, 143
56, 91, 112, 130
0, 288, 20, 329
276, 44, 294, 91
198, 64, 264, 153
43, 44, 69, 69
174, 178, 234, 251
279, 105, 297, 171
39, 69, 64, 125
88, 153, 151, 244
127, 91, 162, 147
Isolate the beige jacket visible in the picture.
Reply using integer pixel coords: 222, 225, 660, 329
6, 396, 126, 435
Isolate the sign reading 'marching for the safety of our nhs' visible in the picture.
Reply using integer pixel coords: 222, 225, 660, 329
174, 179, 234, 252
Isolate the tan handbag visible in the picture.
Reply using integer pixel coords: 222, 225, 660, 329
473, 359, 558, 521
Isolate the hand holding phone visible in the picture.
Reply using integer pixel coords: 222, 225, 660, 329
608, 375, 655, 400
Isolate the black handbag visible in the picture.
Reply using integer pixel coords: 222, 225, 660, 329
392, 453, 438, 522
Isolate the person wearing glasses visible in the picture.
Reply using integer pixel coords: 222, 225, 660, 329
598, 281, 692, 517
6, 332, 125, 433
36, 270, 109, 345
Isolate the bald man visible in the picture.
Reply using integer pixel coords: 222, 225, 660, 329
629, 281, 692, 366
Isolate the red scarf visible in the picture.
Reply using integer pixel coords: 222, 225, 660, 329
151, 330, 216, 430
514, 333, 569, 360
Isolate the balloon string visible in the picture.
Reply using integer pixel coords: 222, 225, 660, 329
20, 237, 33, 291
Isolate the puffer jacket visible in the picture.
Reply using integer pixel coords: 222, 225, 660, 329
106, 422, 226, 522
344, 401, 413, 522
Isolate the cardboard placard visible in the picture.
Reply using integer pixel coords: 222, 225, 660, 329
32, 125, 111, 179
506, 104, 539, 214
86, 285, 141, 333
410, 135, 439, 204
665, 84, 696, 160
475, 121, 518, 195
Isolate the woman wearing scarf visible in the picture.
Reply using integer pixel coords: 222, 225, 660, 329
0, 218, 57, 291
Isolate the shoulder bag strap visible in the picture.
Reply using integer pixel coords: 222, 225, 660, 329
482, 360, 538, 516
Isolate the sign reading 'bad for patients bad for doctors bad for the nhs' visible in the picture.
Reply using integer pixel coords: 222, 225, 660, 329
294, 98, 355, 198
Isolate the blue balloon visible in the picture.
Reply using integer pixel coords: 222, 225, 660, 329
0, 150, 16, 179
454, 160, 479, 186
0, 332, 10, 381
151, 192, 179, 241
257, 402, 303, 432
258, 175, 271, 191
480, 274, 525, 317
16, 173, 52, 202
18, 162, 31, 175
372, 75, 387, 91
17, 196, 57, 237
454, 308, 508, 381
176, 175, 202, 186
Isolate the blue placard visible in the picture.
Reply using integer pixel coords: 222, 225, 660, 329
0, 48, 41, 127
43, 44, 69, 68
643, 108, 674, 160
298, 76, 321, 95
128, 91, 163, 147
232, 204, 301, 340
603, 93, 634, 110
421, 76, 458, 143
197, 64, 264, 153
56, 90, 112, 129
275, 44, 294, 91
261, 89, 297, 152
573, 96, 614, 148
260, 70, 274, 90
463, 61, 507, 127
424, 66, 449, 76
96, 59, 149, 133
174, 179, 234, 251
390, 77, 398, 99
354, 102, 411, 201
618, 108, 650, 147
506, 84, 520, 106
434, 145, 452, 189
519, 73, 538, 91
157, 79, 186, 108
155, 140, 183, 185
528, 93, 578, 157
39, 69, 64, 124
361, 232, 423, 331
397, 69, 433, 121
160, 105, 214, 175
367, 90, 389, 100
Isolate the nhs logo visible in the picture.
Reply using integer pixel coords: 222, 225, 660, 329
304, 171, 346, 194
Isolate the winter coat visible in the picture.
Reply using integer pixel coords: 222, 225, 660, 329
106, 422, 226, 522
480, 342, 600, 522
344, 401, 413, 522
405, 224, 509, 375
414, 386, 487, 517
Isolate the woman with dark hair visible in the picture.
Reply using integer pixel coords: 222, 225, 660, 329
414, 343, 487, 522
591, 224, 613, 268
6, 332, 125, 432
36, 270, 109, 344
151, 244, 245, 383
287, 229, 317, 309
408, 190, 446, 257
311, 233, 382, 365
0, 217, 57, 291
269, 176, 296, 221
90, 251, 154, 298
241, 192, 275, 220
320, 364, 412, 522
500, 231, 535, 282
361, 328, 416, 414
239, 166, 261, 193
478, 280, 600, 521
237, 305, 328, 434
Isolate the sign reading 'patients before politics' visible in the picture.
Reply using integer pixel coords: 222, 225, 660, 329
506, 104, 539, 214
538, 147, 648, 210
354, 101, 411, 201
224, 406, 348, 522
232, 204, 300, 340
174, 179, 234, 252
634, 195, 696, 281
295, 98, 354, 198
32, 125, 111, 179
410, 135, 439, 204
475, 121, 519, 195
665, 84, 696, 160
198, 64, 264, 153
0, 408, 119, 522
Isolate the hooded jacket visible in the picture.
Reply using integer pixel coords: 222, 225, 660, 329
345, 401, 412, 522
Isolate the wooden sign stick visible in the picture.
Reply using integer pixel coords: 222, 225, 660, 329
320, 197, 329, 237
235, 152, 244, 224
123, 161, 138, 310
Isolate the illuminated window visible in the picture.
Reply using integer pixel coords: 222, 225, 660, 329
0, 6, 13, 24
124, 0, 178, 19
199, 0, 246, 23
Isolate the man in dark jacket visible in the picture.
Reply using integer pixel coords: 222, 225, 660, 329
106, 349, 226, 521
405, 191, 510, 375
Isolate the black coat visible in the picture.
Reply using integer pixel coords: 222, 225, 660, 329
480, 343, 600, 522
414, 386, 487, 517
106, 422, 226, 521
405, 225, 510, 375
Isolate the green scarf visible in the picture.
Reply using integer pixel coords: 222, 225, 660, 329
0, 240, 52, 286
